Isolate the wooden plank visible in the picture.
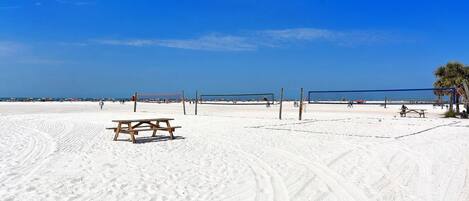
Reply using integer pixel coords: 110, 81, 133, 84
107, 125, 153, 130
112, 118, 174, 123
119, 127, 181, 133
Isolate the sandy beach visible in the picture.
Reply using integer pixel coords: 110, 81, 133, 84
0, 102, 468, 201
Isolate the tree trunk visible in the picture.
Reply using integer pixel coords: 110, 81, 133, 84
456, 95, 460, 113
450, 93, 454, 111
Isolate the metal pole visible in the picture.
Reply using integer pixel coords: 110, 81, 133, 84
463, 81, 469, 110
182, 90, 186, 115
299, 88, 304, 120
384, 96, 387, 108
279, 88, 284, 120
195, 90, 198, 115
450, 89, 454, 111
133, 92, 138, 112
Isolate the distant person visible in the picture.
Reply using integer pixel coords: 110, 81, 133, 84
401, 105, 408, 112
263, 97, 271, 107
99, 100, 104, 110
347, 101, 354, 108
399, 105, 408, 117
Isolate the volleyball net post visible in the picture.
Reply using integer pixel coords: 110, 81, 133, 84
133, 92, 137, 112
195, 90, 198, 115
182, 90, 186, 115
279, 88, 284, 120
299, 88, 304, 120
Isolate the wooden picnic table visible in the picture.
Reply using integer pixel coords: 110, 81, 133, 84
107, 118, 181, 143
400, 109, 427, 118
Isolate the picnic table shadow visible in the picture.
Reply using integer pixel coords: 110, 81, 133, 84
116, 135, 185, 144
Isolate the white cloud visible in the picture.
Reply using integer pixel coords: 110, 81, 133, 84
17, 58, 65, 65
58, 42, 89, 47
260, 28, 392, 46
56, 0, 95, 6
0, 5, 20, 9
94, 28, 398, 51
260, 28, 336, 41
95, 35, 257, 51
0, 42, 65, 65
0, 42, 22, 57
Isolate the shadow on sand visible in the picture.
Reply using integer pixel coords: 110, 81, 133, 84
116, 135, 185, 144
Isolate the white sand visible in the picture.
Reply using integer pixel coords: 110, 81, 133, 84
0, 102, 468, 201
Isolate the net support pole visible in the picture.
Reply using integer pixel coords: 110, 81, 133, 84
384, 96, 387, 108
450, 89, 454, 111
133, 92, 138, 113
279, 88, 284, 120
182, 90, 187, 115
299, 88, 304, 120
195, 90, 198, 115
463, 80, 469, 110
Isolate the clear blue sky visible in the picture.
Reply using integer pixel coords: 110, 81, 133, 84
1, 0, 468, 98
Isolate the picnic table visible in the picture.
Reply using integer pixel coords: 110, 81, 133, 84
400, 109, 427, 118
107, 118, 181, 143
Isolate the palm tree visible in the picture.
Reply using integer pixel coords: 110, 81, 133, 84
433, 62, 469, 112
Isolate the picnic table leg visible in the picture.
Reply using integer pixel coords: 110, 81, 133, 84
113, 122, 122, 141
164, 121, 174, 140
130, 131, 137, 143
128, 123, 137, 143
152, 121, 160, 137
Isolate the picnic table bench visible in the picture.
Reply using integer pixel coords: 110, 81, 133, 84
106, 118, 181, 143
400, 109, 426, 118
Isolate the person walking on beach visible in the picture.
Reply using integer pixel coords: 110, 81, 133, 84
263, 97, 271, 108
99, 100, 104, 110
347, 101, 354, 108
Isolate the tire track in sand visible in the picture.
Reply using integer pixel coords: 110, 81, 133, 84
271, 147, 371, 201
208, 137, 290, 201
0, 119, 56, 197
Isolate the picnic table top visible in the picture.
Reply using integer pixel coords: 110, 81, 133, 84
112, 118, 174, 123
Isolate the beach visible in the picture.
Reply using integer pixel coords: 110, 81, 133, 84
0, 102, 468, 201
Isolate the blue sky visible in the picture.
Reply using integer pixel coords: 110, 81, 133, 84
1, 0, 469, 98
